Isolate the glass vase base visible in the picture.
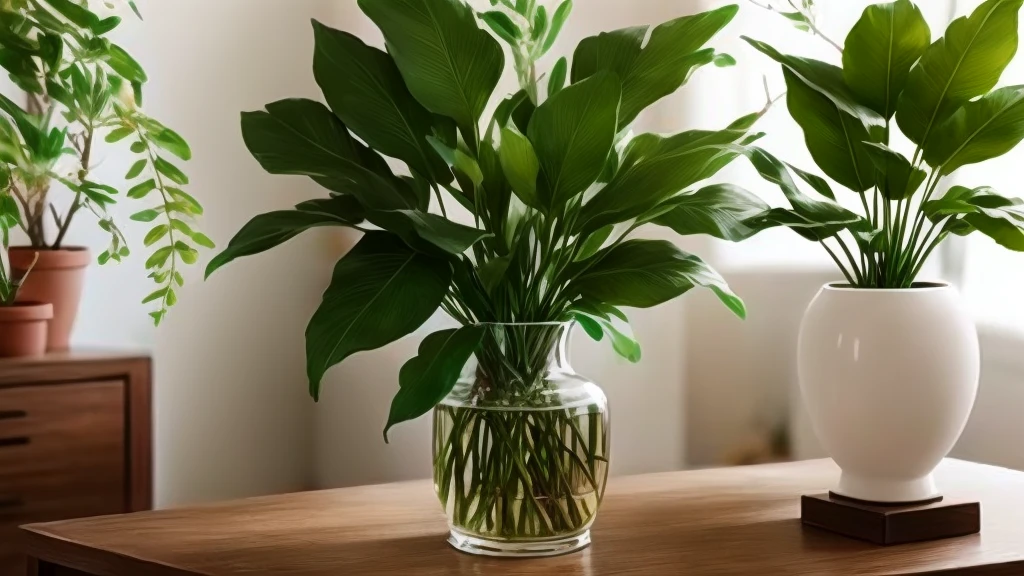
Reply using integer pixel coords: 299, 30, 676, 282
447, 528, 591, 558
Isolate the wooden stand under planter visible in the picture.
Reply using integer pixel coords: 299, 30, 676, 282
801, 492, 981, 545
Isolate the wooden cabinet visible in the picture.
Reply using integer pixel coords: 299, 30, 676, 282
0, 352, 151, 575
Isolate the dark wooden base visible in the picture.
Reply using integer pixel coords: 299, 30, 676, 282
801, 492, 980, 545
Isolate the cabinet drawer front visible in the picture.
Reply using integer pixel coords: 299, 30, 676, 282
0, 381, 126, 519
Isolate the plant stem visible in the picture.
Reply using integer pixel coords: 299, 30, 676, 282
820, 240, 855, 285
53, 127, 94, 249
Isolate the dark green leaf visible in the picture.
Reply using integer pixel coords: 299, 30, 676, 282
574, 224, 614, 262
579, 119, 753, 233
574, 313, 603, 341
384, 325, 485, 440
570, 239, 745, 317
787, 162, 836, 200
359, 0, 504, 139
863, 142, 926, 200
528, 71, 620, 210
205, 196, 364, 277
479, 10, 520, 43
573, 5, 737, 129
780, 66, 878, 192
896, 0, 1024, 146
548, 56, 567, 99
842, 0, 931, 119
305, 232, 452, 400
742, 146, 861, 230
311, 21, 451, 184
366, 209, 490, 256
652, 184, 770, 242
498, 126, 541, 210
926, 85, 1024, 175
743, 36, 885, 133
241, 98, 415, 209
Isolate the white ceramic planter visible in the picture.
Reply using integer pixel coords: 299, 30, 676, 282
798, 282, 979, 503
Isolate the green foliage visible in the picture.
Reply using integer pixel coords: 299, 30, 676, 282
209, 1, 758, 436
744, 0, 1024, 288
0, 0, 210, 324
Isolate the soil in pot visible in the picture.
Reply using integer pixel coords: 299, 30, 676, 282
0, 302, 53, 357
10, 247, 90, 351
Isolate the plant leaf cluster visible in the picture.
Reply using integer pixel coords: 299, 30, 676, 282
0, 0, 210, 323
207, 0, 767, 437
743, 0, 1024, 287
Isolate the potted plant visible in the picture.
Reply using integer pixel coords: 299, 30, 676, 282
0, 164, 50, 356
743, 0, 1024, 503
207, 0, 770, 556
0, 0, 213, 348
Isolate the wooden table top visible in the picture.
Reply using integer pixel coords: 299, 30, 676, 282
21, 458, 1024, 575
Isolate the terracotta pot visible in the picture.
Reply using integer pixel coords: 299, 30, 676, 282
9, 247, 90, 351
0, 302, 53, 357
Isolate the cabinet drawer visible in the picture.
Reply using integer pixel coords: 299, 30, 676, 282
0, 381, 126, 519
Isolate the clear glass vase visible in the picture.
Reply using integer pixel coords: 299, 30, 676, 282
432, 322, 610, 557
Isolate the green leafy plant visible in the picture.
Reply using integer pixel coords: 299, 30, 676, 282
208, 0, 765, 421
208, 0, 772, 544
742, 0, 1024, 287
0, 0, 212, 323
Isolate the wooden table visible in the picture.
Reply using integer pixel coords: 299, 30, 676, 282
19, 458, 1024, 575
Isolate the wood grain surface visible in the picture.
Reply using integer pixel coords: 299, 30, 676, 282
21, 458, 1024, 575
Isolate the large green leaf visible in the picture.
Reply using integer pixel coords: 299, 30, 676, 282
781, 67, 878, 193
743, 37, 885, 132
896, 0, 1024, 147
498, 126, 541, 210
922, 185, 1014, 219
925, 85, 1024, 175
863, 142, 927, 200
240, 98, 416, 210
384, 325, 485, 441
306, 232, 452, 400
570, 239, 745, 317
527, 71, 621, 210
579, 120, 752, 233
920, 185, 1024, 250
651, 184, 770, 242
365, 209, 490, 256
742, 147, 862, 233
205, 196, 364, 277
571, 5, 737, 129
311, 21, 451, 184
359, 0, 504, 139
842, 0, 931, 120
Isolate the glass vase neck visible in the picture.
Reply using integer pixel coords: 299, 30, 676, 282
467, 322, 573, 401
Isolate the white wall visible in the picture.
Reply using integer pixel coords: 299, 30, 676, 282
53, 0, 348, 506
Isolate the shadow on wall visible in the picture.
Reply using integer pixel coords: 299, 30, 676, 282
684, 267, 839, 467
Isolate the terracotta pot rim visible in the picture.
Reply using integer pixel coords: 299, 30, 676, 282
0, 301, 53, 321
9, 246, 91, 270
10, 245, 89, 252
